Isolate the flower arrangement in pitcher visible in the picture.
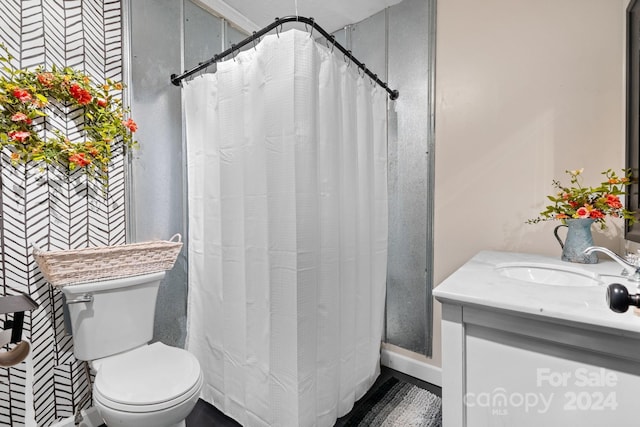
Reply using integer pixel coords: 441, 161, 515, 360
0, 44, 137, 182
527, 168, 636, 229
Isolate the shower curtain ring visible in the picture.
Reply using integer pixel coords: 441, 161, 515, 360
371, 73, 377, 86
308, 18, 315, 38
252, 32, 257, 50
231, 44, 237, 61
344, 50, 352, 67
330, 35, 335, 53
198, 61, 210, 77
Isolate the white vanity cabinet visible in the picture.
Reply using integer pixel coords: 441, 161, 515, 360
434, 251, 640, 427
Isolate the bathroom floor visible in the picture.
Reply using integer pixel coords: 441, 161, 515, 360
185, 366, 441, 426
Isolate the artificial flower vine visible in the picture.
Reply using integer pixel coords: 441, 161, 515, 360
0, 44, 137, 183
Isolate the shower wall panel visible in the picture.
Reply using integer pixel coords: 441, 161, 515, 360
338, 0, 433, 355
184, 1, 247, 74
130, 0, 187, 346
184, 0, 223, 71
350, 10, 387, 83
386, 0, 433, 356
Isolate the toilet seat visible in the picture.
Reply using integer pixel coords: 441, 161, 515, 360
94, 342, 202, 413
94, 374, 203, 414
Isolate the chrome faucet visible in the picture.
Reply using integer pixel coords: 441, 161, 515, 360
583, 246, 640, 282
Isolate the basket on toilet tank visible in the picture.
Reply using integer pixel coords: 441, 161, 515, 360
33, 234, 182, 287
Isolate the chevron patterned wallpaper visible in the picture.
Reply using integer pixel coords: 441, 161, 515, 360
0, 1, 125, 425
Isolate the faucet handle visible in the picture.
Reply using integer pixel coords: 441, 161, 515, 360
624, 251, 640, 267
620, 254, 633, 276
607, 283, 640, 313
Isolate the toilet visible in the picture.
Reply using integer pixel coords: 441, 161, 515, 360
62, 271, 202, 427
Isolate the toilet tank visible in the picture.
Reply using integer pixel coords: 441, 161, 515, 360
61, 271, 166, 361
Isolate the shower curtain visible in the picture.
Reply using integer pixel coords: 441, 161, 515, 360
183, 29, 388, 427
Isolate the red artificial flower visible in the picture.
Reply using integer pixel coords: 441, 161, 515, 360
96, 98, 108, 108
84, 142, 100, 157
122, 118, 137, 132
589, 210, 605, 219
605, 194, 622, 209
68, 153, 92, 167
69, 84, 92, 105
12, 88, 32, 102
11, 112, 31, 124
8, 130, 31, 142
37, 72, 54, 87
576, 207, 589, 218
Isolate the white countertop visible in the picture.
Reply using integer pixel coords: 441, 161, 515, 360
433, 250, 640, 335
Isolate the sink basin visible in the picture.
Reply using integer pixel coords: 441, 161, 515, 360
495, 262, 603, 287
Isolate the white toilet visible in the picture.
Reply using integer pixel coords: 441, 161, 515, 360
62, 271, 202, 427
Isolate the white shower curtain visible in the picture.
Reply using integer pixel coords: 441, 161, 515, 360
184, 29, 388, 427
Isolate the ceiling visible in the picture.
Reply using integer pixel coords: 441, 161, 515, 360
194, 0, 402, 34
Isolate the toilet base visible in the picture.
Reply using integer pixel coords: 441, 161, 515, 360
96, 403, 193, 427
95, 385, 199, 427
99, 421, 184, 427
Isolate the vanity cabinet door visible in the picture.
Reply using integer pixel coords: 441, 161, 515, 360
464, 322, 639, 426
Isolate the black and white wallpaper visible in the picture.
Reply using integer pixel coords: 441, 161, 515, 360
0, 1, 125, 425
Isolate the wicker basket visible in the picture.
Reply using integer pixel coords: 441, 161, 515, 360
33, 234, 183, 287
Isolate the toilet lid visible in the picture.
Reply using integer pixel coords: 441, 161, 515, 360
94, 342, 201, 406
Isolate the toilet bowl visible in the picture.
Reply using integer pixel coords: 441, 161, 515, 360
91, 342, 203, 427
61, 272, 202, 427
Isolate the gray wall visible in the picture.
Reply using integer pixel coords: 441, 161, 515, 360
387, 0, 435, 356
129, 0, 187, 347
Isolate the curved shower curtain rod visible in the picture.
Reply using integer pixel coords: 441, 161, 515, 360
170, 15, 399, 100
